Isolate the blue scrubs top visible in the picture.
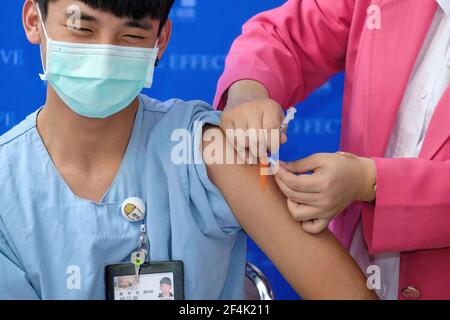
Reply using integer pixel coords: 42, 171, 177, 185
0, 95, 246, 300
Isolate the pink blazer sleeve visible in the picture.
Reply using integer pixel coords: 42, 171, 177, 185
214, 0, 355, 110
363, 158, 450, 253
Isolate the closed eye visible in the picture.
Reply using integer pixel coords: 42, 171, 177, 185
123, 34, 146, 39
65, 25, 93, 34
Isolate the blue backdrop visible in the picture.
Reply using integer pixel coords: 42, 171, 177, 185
0, 0, 344, 300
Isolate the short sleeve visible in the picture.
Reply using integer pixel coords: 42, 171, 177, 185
190, 110, 241, 237
0, 228, 39, 299
152, 100, 242, 239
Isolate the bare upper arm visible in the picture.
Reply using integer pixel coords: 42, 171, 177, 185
202, 125, 376, 300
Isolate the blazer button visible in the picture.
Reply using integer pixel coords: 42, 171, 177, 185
401, 285, 421, 299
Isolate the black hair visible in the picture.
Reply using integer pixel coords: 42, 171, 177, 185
160, 277, 172, 286
36, 0, 175, 32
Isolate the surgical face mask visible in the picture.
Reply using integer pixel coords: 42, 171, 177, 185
36, 6, 159, 119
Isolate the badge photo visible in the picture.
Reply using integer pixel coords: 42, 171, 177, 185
105, 261, 185, 300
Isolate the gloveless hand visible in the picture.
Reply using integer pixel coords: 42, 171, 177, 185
221, 80, 287, 164
274, 152, 376, 234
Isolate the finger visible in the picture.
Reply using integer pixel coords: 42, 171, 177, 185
302, 219, 330, 235
220, 109, 234, 130
280, 154, 324, 174
246, 120, 262, 164
221, 114, 236, 146
279, 110, 288, 144
280, 132, 288, 144
280, 111, 288, 135
263, 110, 282, 155
244, 148, 258, 165
336, 151, 357, 159
232, 136, 246, 164
275, 175, 306, 202
233, 131, 248, 164
286, 199, 323, 221
276, 165, 322, 193
258, 130, 269, 165
226, 118, 248, 164
234, 118, 250, 150
275, 176, 321, 205
275, 175, 300, 201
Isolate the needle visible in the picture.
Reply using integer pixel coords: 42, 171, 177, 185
260, 106, 298, 188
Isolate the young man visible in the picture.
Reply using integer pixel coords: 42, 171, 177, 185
0, 0, 376, 300
158, 277, 174, 300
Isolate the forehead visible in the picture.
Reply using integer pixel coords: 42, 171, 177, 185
47, 0, 160, 32
48, 0, 157, 22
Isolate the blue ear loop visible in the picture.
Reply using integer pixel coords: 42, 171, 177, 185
35, 3, 49, 81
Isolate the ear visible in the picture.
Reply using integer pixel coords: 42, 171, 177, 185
156, 19, 172, 60
23, 0, 42, 44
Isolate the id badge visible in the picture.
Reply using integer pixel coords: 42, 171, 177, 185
105, 261, 184, 300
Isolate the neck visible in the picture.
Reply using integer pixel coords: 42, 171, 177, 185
37, 87, 138, 170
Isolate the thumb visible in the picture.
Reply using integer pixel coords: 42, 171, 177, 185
280, 131, 288, 145
302, 219, 329, 235
280, 154, 322, 174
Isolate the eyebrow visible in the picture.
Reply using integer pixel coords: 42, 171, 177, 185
64, 12, 99, 23
123, 20, 153, 31
63, 11, 153, 31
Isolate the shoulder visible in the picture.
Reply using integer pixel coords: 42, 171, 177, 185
0, 111, 38, 148
0, 111, 40, 217
139, 95, 223, 156
0, 111, 39, 173
139, 94, 222, 128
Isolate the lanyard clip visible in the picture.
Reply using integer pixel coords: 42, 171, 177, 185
138, 224, 150, 262
131, 224, 150, 283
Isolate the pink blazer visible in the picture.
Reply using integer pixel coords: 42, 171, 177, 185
215, 0, 450, 299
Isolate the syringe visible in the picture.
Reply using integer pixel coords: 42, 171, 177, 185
268, 106, 297, 167
281, 107, 297, 131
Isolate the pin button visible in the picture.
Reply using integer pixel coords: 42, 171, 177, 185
121, 197, 146, 222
